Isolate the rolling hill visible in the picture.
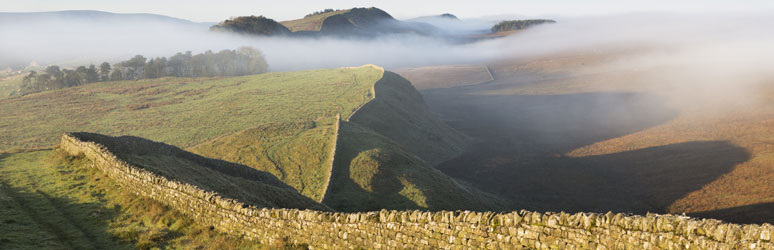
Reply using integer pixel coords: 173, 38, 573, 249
0, 65, 504, 212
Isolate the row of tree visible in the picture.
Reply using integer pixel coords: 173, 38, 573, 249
490, 19, 556, 33
20, 47, 268, 95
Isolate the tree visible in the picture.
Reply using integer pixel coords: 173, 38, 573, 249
86, 64, 99, 83
22, 71, 37, 85
44, 65, 64, 89
99, 62, 111, 81
120, 55, 147, 80
63, 69, 83, 87
110, 69, 123, 81
144, 58, 158, 79
238, 46, 269, 75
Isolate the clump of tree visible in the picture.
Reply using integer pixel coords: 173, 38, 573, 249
304, 9, 341, 18
491, 19, 556, 33
19, 47, 268, 95
210, 16, 290, 36
439, 13, 458, 19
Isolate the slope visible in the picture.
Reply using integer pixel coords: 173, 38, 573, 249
322, 71, 506, 211
63, 132, 329, 210
280, 9, 350, 32
0, 149, 301, 249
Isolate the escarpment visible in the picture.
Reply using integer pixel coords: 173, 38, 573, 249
56, 134, 774, 249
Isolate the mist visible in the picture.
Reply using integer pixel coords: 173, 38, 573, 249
2, 10, 774, 102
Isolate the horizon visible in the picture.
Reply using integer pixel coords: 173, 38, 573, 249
3, 0, 774, 22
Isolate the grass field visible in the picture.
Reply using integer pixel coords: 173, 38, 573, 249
0, 67, 381, 152
0, 76, 23, 98
280, 10, 349, 32
0, 149, 309, 250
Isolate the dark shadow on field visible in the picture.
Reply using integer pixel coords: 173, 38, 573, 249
0, 181, 133, 249
422, 88, 751, 218
689, 202, 774, 224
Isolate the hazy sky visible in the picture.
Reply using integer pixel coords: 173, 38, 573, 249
3, 0, 773, 22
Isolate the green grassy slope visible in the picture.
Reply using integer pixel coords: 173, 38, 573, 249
0, 67, 381, 202
280, 9, 350, 32
0, 149, 290, 250
0, 76, 23, 98
69, 132, 330, 211
189, 121, 337, 201
0, 67, 381, 152
2, 64, 504, 215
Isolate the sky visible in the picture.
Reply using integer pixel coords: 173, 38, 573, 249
2, 0, 773, 22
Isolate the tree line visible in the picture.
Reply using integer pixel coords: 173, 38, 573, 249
491, 19, 556, 33
20, 47, 268, 95
304, 9, 341, 18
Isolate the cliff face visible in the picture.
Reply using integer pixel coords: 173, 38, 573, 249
59, 132, 774, 249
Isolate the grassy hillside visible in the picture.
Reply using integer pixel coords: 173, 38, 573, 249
280, 9, 349, 32
0, 75, 23, 98
69, 132, 329, 210
0, 67, 381, 201
189, 121, 338, 201
2, 63, 507, 221
0, 149, 305, 250
0, 67, 381, 152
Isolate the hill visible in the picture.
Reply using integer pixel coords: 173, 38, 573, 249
210, 15, 291, 36
225, 7, 442, 37
0, 10, 207, 27
322, 71, 504, 211
280, 9, 351, 32
0, 64, 503, 211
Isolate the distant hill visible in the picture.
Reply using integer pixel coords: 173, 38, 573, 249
0, 10, 209, 27
210, 15, 290, 36
0, 10, 211, 69
408, 13, 492, 35
216, 7, 441, 38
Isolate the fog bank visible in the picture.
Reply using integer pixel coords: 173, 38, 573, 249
1, 11, 773, 83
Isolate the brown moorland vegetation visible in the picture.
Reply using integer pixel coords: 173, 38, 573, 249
409, 49, 774, 224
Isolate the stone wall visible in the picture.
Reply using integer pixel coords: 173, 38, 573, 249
60, 133, 773, 249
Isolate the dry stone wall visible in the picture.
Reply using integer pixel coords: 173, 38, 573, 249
60, 133, 773, 249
